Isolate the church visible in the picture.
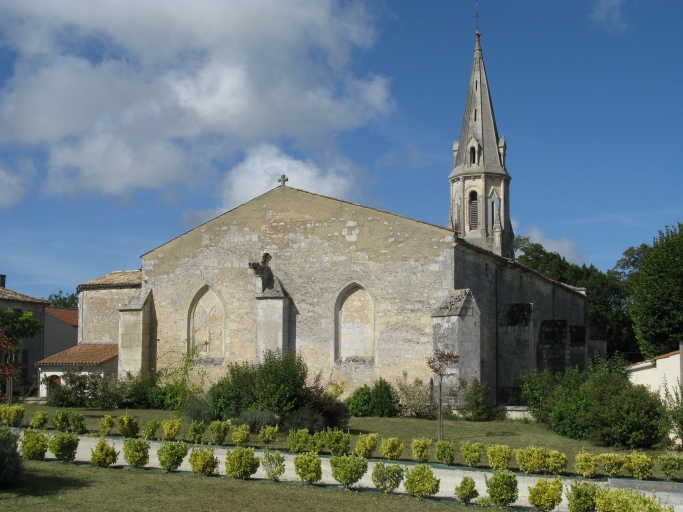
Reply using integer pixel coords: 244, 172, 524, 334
40, 32, 594, 405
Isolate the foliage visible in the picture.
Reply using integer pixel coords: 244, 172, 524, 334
209, 420, 230, 445
234, 408, 278, 434
308, 431, 326, 452
455, 476, 479, 504
20, 429, 48, 460
48, 432, 80, 463
189, 446, 219, 476
53, 410, 86, 434
99, 415, 115, 436
487, 444, 511, 470
28, 410, 49, 429
410, 437, 432, 463
355, 432, 378, 458
394, 371, 437, 419
123, 438, 149, 469
187, 420, 206, 444
0, 405, 24, 427
157, 441, 189, 472
625, 450, 653, 480
380, 437, 404, 460
427, 349, 459, 440
659, 455, 683, 480
253, 350, 308, 415
208, 362, 256, 420
90, 437, 118, 468
630, 223, 683, 359
298, 371, 351, 431
162, 418, 182, 440
180, 392, 212, 424
117, 414, 140, 438
369, 378, 399, 418
261, 450, 285, 481
293, 451, 322, 484
595, 487, 673, 512
371, 462, 404, 494
325, 427, 350, 456
566, 481, 599, 512
156, 344, 207, 412
330, 455, 368, 489
287, 429, 310, 453
330, 381, 345, 398
0, 426, 19, 446
665, 381, 683, 446
434, 440, 455, 465
258, 424, 278, 445
231, 424, 250, 446
528, 477, 563, 512
140, 419, 159, 440
346, 385, 372, 417
456, 378, 504, 421
514, 446, 549, 474
47, 290, 78, 308
574, 451, 599, 478
485, 469, 518, 507
546, 450, 569, 474
460, 440, 484, 468
281, 407, 325, 433
0, 437, 22, 487
598, 453, 628, 478
403, 464, 440, 500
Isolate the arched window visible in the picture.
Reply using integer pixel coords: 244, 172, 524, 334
335, 284, 375, 363
190, 287, 224, 358
469, 147, 476, 164
469, 191, 479, 230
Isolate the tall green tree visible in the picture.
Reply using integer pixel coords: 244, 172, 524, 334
629, 223, 683, 359
46, 290, 78, 308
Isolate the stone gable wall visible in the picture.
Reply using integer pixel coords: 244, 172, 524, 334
78, 288, 139, 345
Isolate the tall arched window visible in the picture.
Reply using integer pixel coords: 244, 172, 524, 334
469, 147, 476, 164
469, 191, 479, 230
335, 284, 375, 363
190, 287, 224, 358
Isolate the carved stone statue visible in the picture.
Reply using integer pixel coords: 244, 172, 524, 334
248, 253, 274, 292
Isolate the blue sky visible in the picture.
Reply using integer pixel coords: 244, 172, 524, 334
0, 0, 681, 299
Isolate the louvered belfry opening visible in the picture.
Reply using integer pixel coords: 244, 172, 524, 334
469, 191, 479, 230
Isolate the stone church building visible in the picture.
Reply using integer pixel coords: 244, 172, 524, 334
64, 32, 592, 405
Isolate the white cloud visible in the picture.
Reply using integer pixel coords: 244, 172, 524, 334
591, 0, 627, 31
512, 220, 586, 264
0, 1, 392, 200
0, 168, 25, 207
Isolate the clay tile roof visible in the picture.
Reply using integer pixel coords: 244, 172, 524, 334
45, 307, 78, 327
36, 343, 118, 366
0, 287, 49, 305
78, 270, 142, 291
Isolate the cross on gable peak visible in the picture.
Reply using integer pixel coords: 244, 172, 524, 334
278, 174, 288, 186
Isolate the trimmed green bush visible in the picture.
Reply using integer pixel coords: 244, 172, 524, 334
355, 433, 378, 459
325, 428, 350, 456
658, 454, 683, 480
258, 425, 278, 445
460, 440, 484, 468
546, 450, 568, 475
225, 446, 260, 480
48, 432, 80, 463
599, 453, 628, 478
0, 405, 24, 427
157, 441, 189, 472
455, 476, 479, 504
369, 378, 398, 418
346, 385, 372, 417
287, 429, 310, 453
528, 477, 563, 512
187, 420, 206, 444
123, 438, 149, 469
189, 446, 219, 476
53, 410, 86, 434
514, 446, 548, 474
0, 437, 22, 487
231, 424, 250, 446
21, 429, 48, 460
566, 481, 598, 512
626, 450, 653, 480
434, 440, 456, 465
294, 451, 322, 484
142, 419, 160, 440
487, 444, 511, 470
411, 437, 432, 463
162, 419, 182, 440
0, 426, 19, 445
372, 462, 404, 494
209, 420, 230, 445
485, 470, 518, 507
99, 415, 115, 436
380, 437, 404, 460
574, 451, 599, 478
262, 450, 285, 481
117, 414, 140, 438
595, 487, 673, 512
90, 437, 118, 468
29, 411, 49, 429
404, 464, 440, 499
330, 455, 368, 489
308, 431, 326, 453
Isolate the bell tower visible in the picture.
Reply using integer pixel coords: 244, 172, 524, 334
448, 31, 514, 258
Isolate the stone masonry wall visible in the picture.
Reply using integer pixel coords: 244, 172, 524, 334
79, 287, 140, 344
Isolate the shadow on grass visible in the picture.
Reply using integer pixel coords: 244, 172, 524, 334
484, 431, 520, 437
3, 463, 91, 498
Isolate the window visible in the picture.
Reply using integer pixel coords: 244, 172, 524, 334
474, 109, 477, 121
475, 80, 478, 91
335, 284, 375, 363
469, 191, 479, 230
469, 147, 476, 164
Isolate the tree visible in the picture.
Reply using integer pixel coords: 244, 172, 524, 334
0, 330, 25, 404
426, 350, 459, 441
0, 309, 43, 405
47, 290, 78, 309
629, 223, 683, 359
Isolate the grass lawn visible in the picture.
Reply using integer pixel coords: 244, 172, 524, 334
0, 461, 465, 512
19, 403, 672, 479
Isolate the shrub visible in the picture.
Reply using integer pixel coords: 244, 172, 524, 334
0, 437, 22, 487
658, 454, 683, 480
599, 453, 628, 477
487, 444, 511, 470
380, 437, 404, 460
0, 426, 19, 445
262, 450, 285, 481
287, 429, 310, 453
90, 437, 118, 468
404, 464, 440, 499
253, 350, 308, 415
369, 378, 399, 417
355, 433, 378, 458
514, 446, 549, 474
225, 446, 260, 480
521, 368, 557, 424
231, 424, 250, 446
395, 372, 437, 419
99, 415, 115, 436
485, 470, 518, 507
308, 431, 326, 453
187, 420, 206, 444
595, 487, 673, 512
457, 378, 504, 421
411, 438, 432, 463
162, 419, 182, 440
460, 441, 484, 468
455, 476, 479, 504
300, 374, 351, 431
123, 438, 149, 469
282, 407, 325, 433
234, 409, 278, 434
294, 451, 322, 484
325, 428, 350, 457
258, 425, 278, 446
117, 414, 140, 438
48, 432, 79, 463
547, 450, 568, 475
29, 411, 49, 429
53, 410, 86, 434
574, 451, 599, 478
330, 455, 368, 489
372, 462, 404, 494
434, 440, 456, 465
209, 420, 230, 445
181, 392, 212, 424
142, 419, 160, 440
157, 441, 189, 472
208, 362, 256, 420
189, 446, 219, 476
21, 429, 48, 460
528, 477, 563, 512
566, 481, 599, 512
0, 405, 24, 427
346, 385, 372, 417
626, 450, 653, 480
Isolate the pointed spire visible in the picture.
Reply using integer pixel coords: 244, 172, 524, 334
449, 31, 507, 179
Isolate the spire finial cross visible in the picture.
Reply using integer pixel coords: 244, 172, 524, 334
474, 0, 482, 31
278, 174, 288, 186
